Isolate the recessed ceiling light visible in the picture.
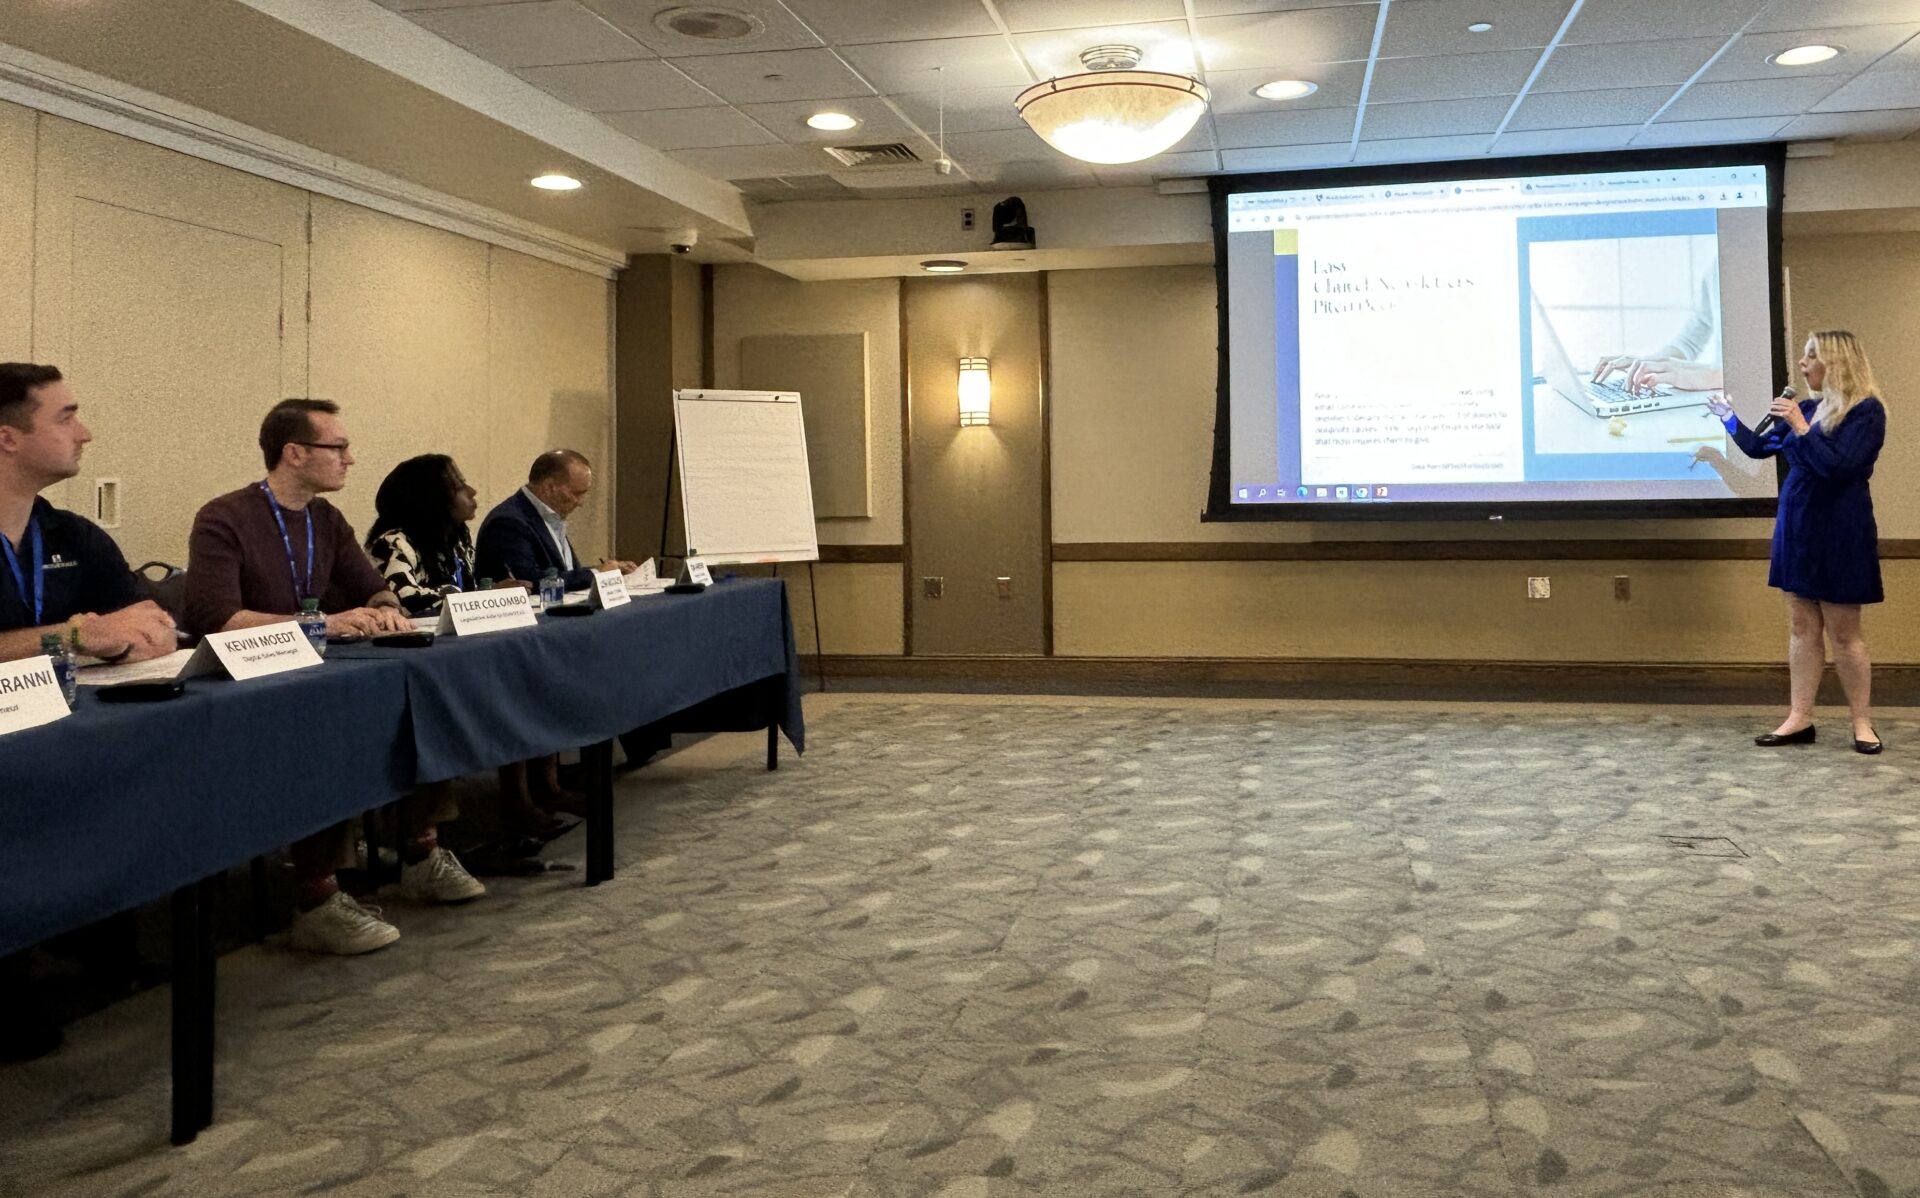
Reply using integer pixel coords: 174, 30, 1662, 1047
1770, 44, 1841, 67
1466, 21, 1494, 33
920, 259, 967, 273
653, 6, 763, 41
1254, 79, 1319, 101
806, 112, 860, 131
530, 173, 582, 191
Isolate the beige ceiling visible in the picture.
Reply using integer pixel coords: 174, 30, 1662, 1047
369, 0, 1920, 203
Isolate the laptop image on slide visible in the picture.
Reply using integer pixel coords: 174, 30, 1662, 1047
1531, 293, 1711, 419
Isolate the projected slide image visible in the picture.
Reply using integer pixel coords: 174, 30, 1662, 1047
1525, 230, 1728, 467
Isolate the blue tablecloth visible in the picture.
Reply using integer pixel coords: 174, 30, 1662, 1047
334, 576, 804, 782
0, 659, 413, 958
0, 576, 805, 957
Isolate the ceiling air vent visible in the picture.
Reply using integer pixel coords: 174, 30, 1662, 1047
823, 143, 921, 168
653, 7, 762, 41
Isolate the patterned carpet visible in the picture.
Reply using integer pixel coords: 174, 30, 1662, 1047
5, 697, 1920, 1197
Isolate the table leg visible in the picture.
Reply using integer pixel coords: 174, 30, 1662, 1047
170, 875, 217, 1145
584, 740, 616, 886
766, 724, 778, 772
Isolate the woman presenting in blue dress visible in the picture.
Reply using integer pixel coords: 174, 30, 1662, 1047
1707, 330, 1887, 754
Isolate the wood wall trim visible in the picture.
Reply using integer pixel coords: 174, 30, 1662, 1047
698, 262, 714, 389
817, 544, 904, 564
898, 278, 914, 657
1038, 270, 1054, 657
798, 653, 1920, 704
1053, 539, 1920, 563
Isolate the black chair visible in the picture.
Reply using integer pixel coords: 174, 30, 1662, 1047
133, 561, 187, 625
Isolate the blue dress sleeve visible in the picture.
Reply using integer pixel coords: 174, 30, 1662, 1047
1725, 413, 1788, 460
1783, 398, 1885, 483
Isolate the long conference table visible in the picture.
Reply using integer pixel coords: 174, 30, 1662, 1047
0, 577, 804, 1144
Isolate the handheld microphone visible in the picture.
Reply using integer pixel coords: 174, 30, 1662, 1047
1753, 385, 1797, 438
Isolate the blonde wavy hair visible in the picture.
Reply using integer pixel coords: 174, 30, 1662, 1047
1806, 329, 1881, 434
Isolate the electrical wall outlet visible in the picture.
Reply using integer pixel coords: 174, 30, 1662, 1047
961, 208, 975, 231
923, 576, 943, 599
1614, 575, 1631, 601
995, 576, 1012, 599
1527, 576, 1551, 600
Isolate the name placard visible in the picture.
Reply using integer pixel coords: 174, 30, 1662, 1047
590, 569, 631, 610
679, 557, 713, 587
183, 622, 323, 681
437, 589, 538, 636
0, 656, 71, 736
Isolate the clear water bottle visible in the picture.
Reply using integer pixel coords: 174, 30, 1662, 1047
39, 632, 77, 707
540, 568, 564, 610
297, 597, 328, 657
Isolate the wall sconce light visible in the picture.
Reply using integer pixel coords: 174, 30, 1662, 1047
958, 357, 991, 427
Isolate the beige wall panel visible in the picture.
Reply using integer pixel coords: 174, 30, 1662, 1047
906, 274, 1047, 656
740, 332, 871, 518
671, 257, 705, 390
1781, 233, 1920, 538
0, 102, 34, 360
64, 200, 285, 566
308, 196, 490, 538
1056, 560, 1920, 663
487, 247, 615, 562
712, 266, 902, 545
783, 562, 904, 656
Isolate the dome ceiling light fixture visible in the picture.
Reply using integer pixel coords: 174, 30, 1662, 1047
1254, 79, 1318, 101
1014, 44, 1210, 166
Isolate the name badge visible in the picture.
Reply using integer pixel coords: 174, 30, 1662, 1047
0, 655, 71, 736
678, 557, 713, 587
437, 588, 537, 636
182, 621, 323, 681
590, 568, 630, 609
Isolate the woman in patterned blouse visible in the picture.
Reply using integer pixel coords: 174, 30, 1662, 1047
366, 455, 579, 843
366, 454, 477, 614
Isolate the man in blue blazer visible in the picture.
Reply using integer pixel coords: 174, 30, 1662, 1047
476, 449, 634, 589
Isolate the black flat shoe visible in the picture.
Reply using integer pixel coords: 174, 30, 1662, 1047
1755, 726, 1816, 746
1855, 732, 1883, 755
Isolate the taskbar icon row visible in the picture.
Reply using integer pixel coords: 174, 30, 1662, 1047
1235, 484, 1390, 502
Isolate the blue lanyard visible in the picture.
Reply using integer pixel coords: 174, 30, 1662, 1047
451, 555, 467, 591
0, 517, 42, 625
258, 481, 314, 602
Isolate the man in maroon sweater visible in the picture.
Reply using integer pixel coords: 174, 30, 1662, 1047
186, 399, 484, 955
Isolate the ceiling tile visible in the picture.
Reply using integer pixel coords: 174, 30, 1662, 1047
1351, 132, 1495, 161
1658, 75, 1848, 122
1532, 38, 1723, 92
408, 0, 649, 68
828, 179, 985, 198
578, 0, 824, 55
969, 158, 1100, 188
672, 47, 875, 103
996, 0, 1189, 32
1884, 32, 1920, 69
669, 143, 820, 177
1218, 142, 1355, 170
1561, 0, 1770, 44
1091, 148, 1222, 184
601, 105, 780, 149
1205, 63, 1368, 113
942, 126, 1059, 163
1747, 0, 1920, 34
1812, 67, 1920, 112
1013, 22, 1198, 77
840, 36, 1035, 93
1490, 123, 1643, 154
779, 0, 1001, 45
1215, 105, 1358, 147
739, 174, 858, 201
1380, 0, 1576, 57
1779, 109, 1920, 140
1361, 95, 1511, 138
1194, 6, 1382, 73
1702, 24, 1920, 83
1506, 84, 1676, 129
1630, 114, 1792, 145
1191, 0, 1380, 12
736, 96, 925, 145
890, 85, 1029, 134
515, 59, 719, 110
1366, 49, 1539, 103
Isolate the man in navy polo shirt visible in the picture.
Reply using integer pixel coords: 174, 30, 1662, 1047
0, 363, 175, 663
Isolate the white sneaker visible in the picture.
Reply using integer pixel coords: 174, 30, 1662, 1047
399, 847, 487, 904
289, 892, 400, 955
